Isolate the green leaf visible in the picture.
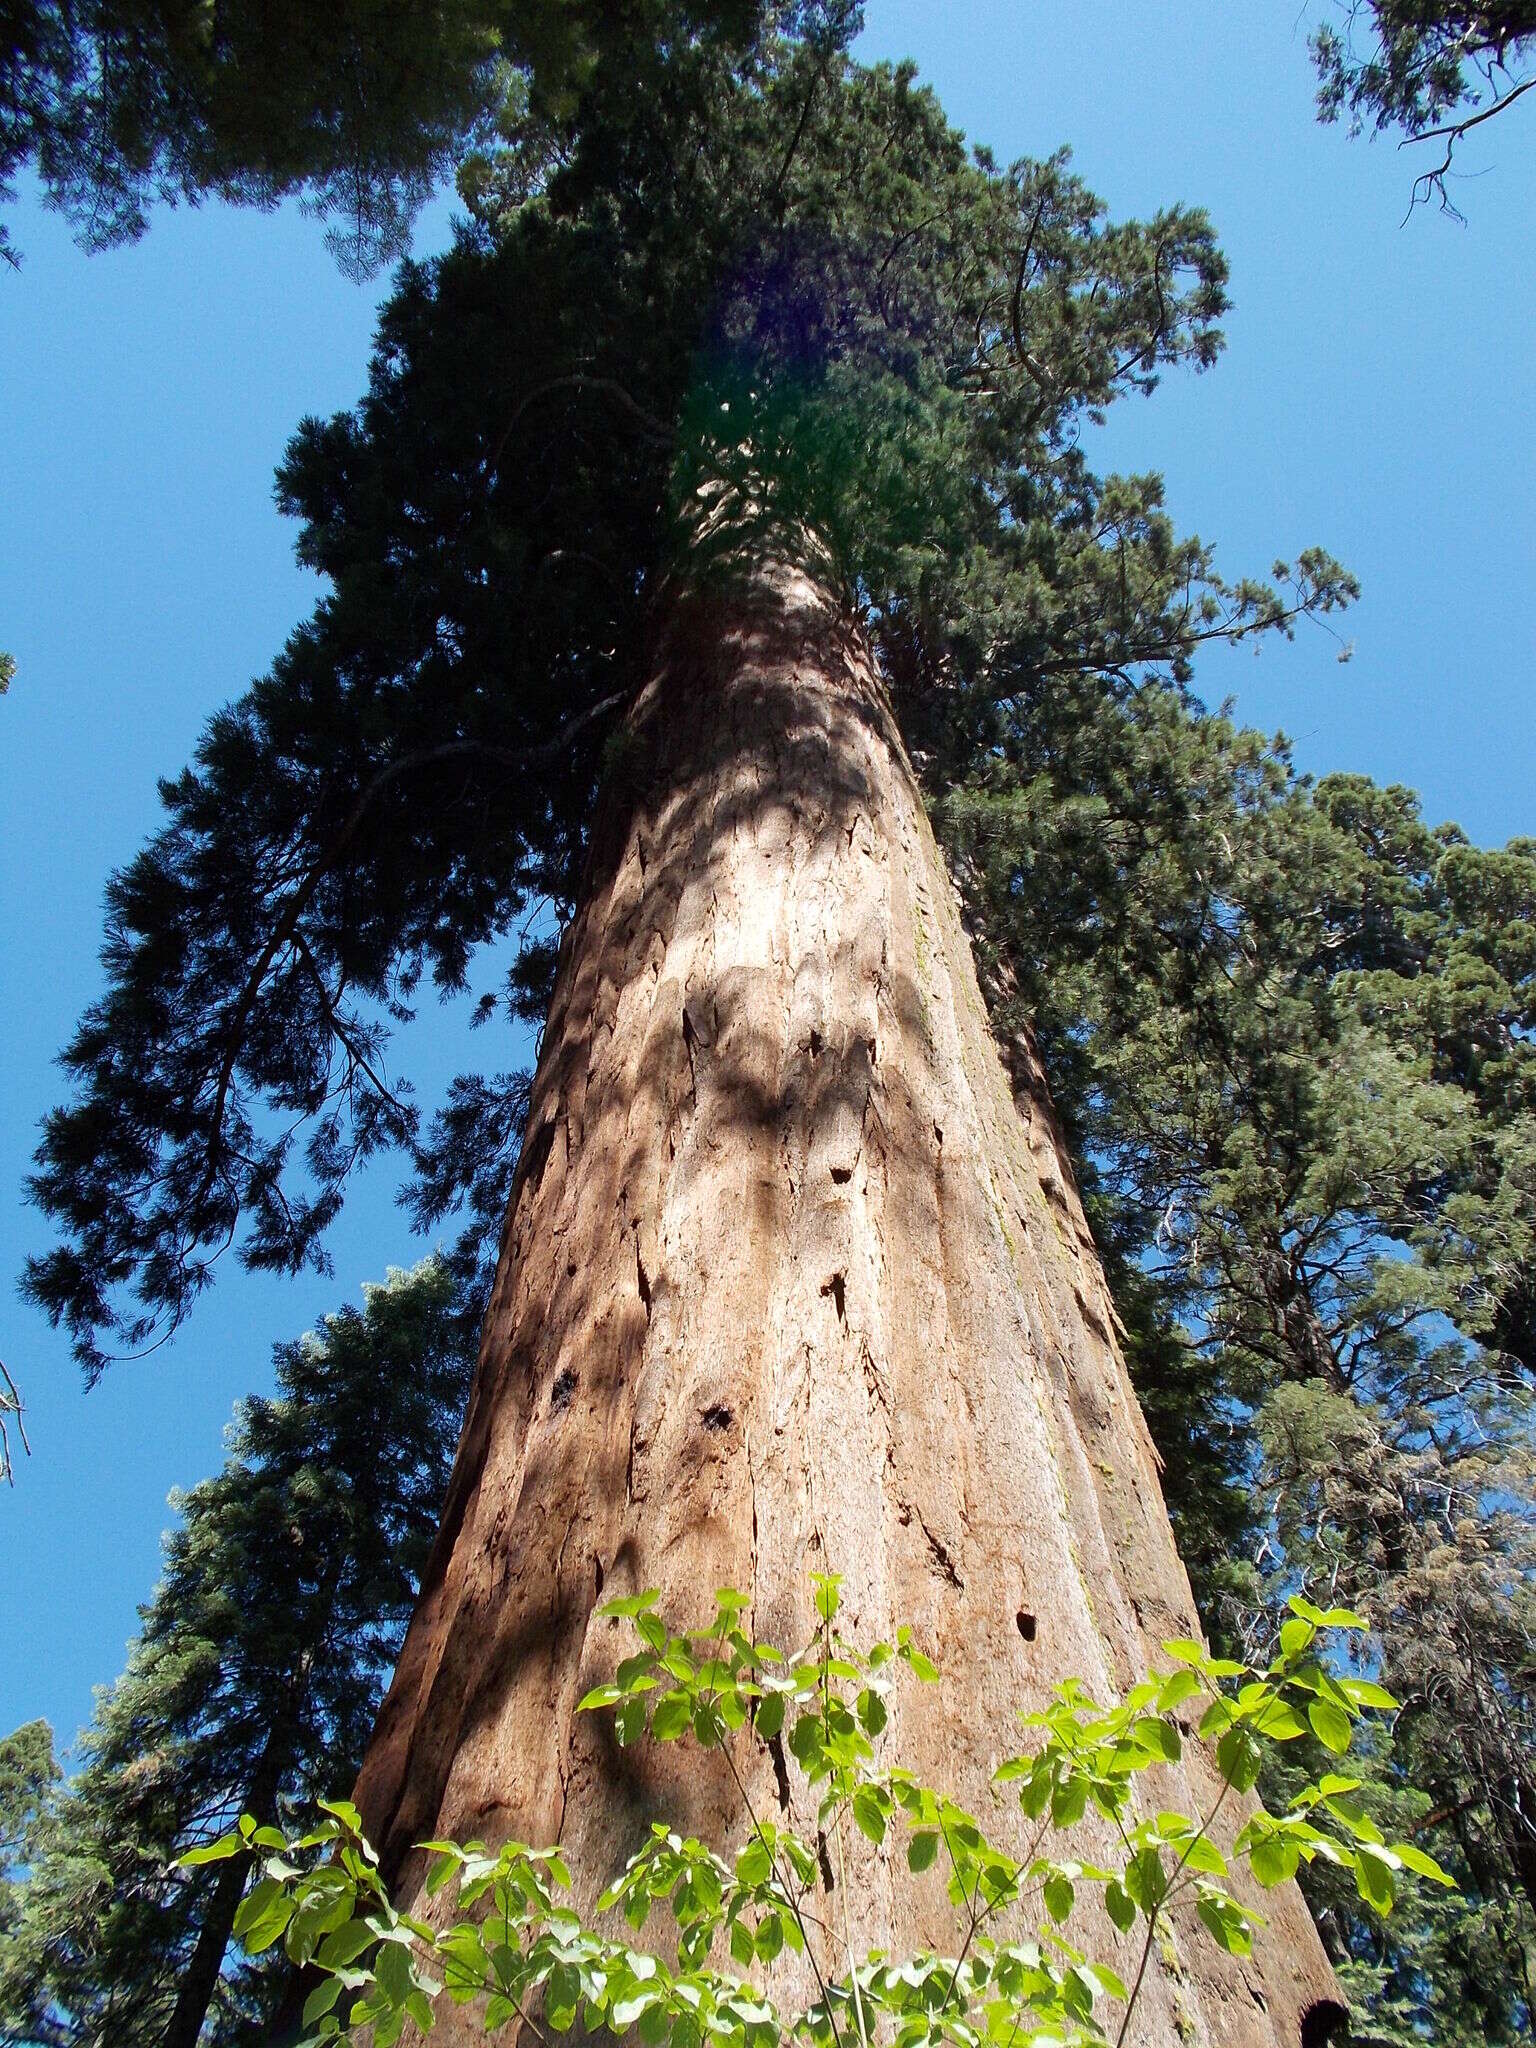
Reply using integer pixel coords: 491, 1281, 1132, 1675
754, 1692, 786, 1741
1161, 1638, 1207, 1667
651, 1694, 691, 1741
857, 1688, 888, 1738
303, 1976, 344, 2025
1105, 1880, 1136, 1933
1179, 1834, 1228, 1877
1394, 1842, 1454, 1886
233, 1876, 293, 1953
599, 1592, 661, 1620
1249, 1697, 1307, 1741
1157, 1668, 1201, 1712
1050, 1774, 1088, 1828
1314, 1607, 1367, 1631
375, 1938, 413, 2004
546, 1960, 582, 2031
852, 1784, 888, 1845
285, 1886, 353, 1966
788, 1714, 822, 1767
1216, 1727, 1263, 1793
812, 1573, 843, 1624
1043, 1872, 1074, 1924
1082, 1960, 1128, 2002
1355, 1845, 1397, 1914
907, 1830, 940, 1874
1125, 1847, 1167, 1913
179, 1833, 245, 1867
1198, 1698, 1234, 1740
1306, 1700, 1353, 1757
438, 1923, 490, 1994
616, 1695, 649, 1747
1278, 1616, 1315, 1660
1249, 1836, 1300, 1888
1196, 1891, 1253, 1957
1341, 1678, 1399, 1711
1135, 1717, 1181, 1763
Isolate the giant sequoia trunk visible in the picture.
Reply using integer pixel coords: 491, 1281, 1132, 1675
352, 553, 1343, 2046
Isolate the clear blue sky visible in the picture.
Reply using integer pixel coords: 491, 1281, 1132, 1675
3, 2, 1533, 1759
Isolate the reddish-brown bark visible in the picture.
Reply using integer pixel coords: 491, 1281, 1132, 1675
352, 555, 1343, 2046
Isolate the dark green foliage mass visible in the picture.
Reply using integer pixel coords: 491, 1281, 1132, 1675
0, 1260, 471, 2047
943, 694, 1536, 2032
19, 11, 1534, 2036
0, 0, 777, 271
0, 1721, 57, 1961
1310, 2, 1536, 211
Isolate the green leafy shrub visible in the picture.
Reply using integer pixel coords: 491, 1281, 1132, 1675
186, 1576, 1450, 2047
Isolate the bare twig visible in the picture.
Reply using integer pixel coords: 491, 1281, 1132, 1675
0, 1361, 29, 1484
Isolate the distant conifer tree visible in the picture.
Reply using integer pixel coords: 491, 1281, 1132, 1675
0, 1262, 472, 2047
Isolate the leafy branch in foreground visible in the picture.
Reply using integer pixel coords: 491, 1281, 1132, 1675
186, 1575, 1451, 2047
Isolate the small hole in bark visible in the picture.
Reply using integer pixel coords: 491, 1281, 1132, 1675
809, 1028, 823, 1057
1300, 2001, 1349, 2048
551, 1368, 578, 1411
521, 1116, 556, 1191
817, 1831, 836, 1893
1016, 1611, 1037, 1642
594, 1557, 605, 1595
934, 1122, 944, 1149
830, 1165, 852, 1185
822, 1273, 847, 1322
701, 1403, 734, 1433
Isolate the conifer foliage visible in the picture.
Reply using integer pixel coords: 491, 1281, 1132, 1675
943, 687, 1536, 2038
0, 1263, 471, 2048
1310, 3, 1536, 212
0, 0, 768, 272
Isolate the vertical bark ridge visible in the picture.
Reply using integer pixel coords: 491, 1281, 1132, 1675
352, 555, 1341, 2046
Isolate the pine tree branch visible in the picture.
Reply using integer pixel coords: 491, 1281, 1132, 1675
195, 696, 625, 1212
1406, 69, 1535, 145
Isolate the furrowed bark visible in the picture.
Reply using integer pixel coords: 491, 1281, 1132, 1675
352, 552, 1343, 2046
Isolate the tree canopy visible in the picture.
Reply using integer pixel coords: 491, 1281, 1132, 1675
22, 26, 1348, 1382
0, 0, 785, 270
